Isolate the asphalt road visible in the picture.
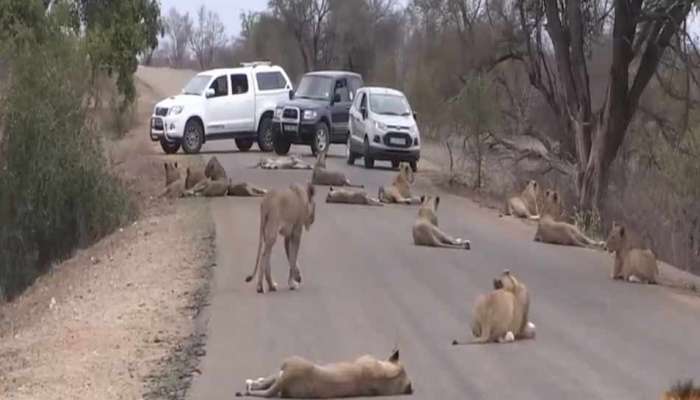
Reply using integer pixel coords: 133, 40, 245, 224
187, 141, 700, 400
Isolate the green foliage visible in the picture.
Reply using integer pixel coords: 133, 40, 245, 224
78, 0, 162, 107
0, 17, 133, 300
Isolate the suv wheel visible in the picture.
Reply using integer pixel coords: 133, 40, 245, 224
273, 129, 291, 155
257, 116, 274, 152
346, 135, 356, 165
363, 137, 374, 169
311, 122, 330, 156
235, 138, 254, 152
182, 119, 204, 154
160, 138, 180, 154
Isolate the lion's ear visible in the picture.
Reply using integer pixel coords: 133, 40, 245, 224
388, 349, 400, 363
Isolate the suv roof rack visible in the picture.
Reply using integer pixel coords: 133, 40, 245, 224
241, 61, 272, 68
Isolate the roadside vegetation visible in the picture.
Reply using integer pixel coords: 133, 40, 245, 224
149, 0, 700, 275
0, 0, 161, 300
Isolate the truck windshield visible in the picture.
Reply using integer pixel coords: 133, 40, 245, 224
295, 75, 332, 101
369, 94, 412, 116
182, 75, 211, 95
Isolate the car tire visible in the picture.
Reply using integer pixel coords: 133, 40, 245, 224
257, 115, 274, 152
311, 122, 330, 157
363, 137, 374, 169
160, 138, 180, 154
235, 138, 254, 152
346, 135, 356, 165
273, 129, 291, 155
182, 119, 204, 154
410, 161, 418, 172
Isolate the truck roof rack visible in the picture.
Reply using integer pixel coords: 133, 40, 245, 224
240, 61, 272, 68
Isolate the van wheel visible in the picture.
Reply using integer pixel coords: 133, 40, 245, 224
273, 129, 291, 155
257, 116, 274, 152
363, 137, 374, 169
160, 138, 180, 154
311, 122, 330, 156
182, 119, 204, 154
346, 135, 356, 165
235, 138, 254, 152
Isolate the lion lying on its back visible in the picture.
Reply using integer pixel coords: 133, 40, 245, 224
236, 349, 413, 398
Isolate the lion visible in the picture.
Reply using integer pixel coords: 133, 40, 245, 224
605, 221, 658, 284
256, 155, 312, 170
378, 162, 421, 205
185, 178, 229, 197
235, 349, 413, 398
452, 270, 535, 345
160, 178, 186, 199
663, 380, 700, 400
412, 195, 470, 250
228, 181, 268, 197
311, 152, 363, 187
502, 180, 540, 220
245, 183, 316, 293
534, 189, 603, 248
326, 186, 383, 206
185, 167, 207, 190
163, 161, 181, 187
205, 156, 227, 180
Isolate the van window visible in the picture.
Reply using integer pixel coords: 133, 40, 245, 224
256, 71, 287, 91
231, 74, 249, 94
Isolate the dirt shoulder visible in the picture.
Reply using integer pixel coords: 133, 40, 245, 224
0, 66, 212, 399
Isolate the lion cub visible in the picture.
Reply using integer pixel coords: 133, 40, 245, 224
605, 221, 658, 284
235, 349, 413, 398
453, 270, 535, 345
663, 380, 700, 400
163, 161, 181, 187
312, 152, 364, 187
378, 162, 421, 205
326, 186, 383, 206
412, 195, 470, 249
534, 189, 603, 248
503, 180, 540, 219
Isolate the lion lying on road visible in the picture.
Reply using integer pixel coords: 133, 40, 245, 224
326, 186, 383, 206
312, 152, 364, 187
185, 167, 207, 190
245, 183, 316, 293
412, 195, 470, 249
256, 155, 312, 170
378, 162, 421, 205
186, 178, 267, 197
235, 349, 413, 398
453, 270, 535, 345
605, 221, 658, 284
534, 189, 603, 248
502, 180, 540, 220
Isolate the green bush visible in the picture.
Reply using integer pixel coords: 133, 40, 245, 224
0, 30, 133, 300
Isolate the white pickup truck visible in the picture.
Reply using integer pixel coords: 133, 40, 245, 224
150, 62, 293, 154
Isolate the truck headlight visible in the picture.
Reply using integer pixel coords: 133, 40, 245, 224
169, 106, 184, 115
303, 110, 317, 120
275, 107, 283, 119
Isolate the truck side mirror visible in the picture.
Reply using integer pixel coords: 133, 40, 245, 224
205, 88, 215, 98
288, 89, 294, 100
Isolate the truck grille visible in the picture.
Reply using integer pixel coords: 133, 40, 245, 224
283, 108, 299, 119
155, 107, 169, 116
383, 132, 412, 148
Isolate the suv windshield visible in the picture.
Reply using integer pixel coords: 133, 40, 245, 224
369, 93, 411, 116
295, 75, 332, 101
182, 75, 211, 95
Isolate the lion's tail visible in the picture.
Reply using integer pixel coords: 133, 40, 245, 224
246, 204, 267, 283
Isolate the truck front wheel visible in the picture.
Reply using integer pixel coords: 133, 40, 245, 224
311, 122, 330, 156
257, 116, 274, 152
235, 138, 254, 152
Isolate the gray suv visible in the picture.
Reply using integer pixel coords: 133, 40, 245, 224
272, 71, 363, 156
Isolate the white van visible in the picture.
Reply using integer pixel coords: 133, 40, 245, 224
347, 87, 420, 171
